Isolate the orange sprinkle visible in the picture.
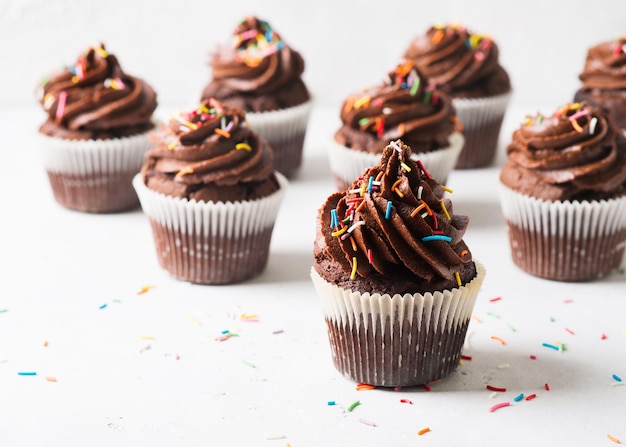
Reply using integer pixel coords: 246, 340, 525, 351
137, 285, 155, 295
356, 383, 376, 391
392, 179, 404, 198
472, 315, 482, 323
450, 116, 463, 132
350, 236, 357, 252
607, 434, 622, 444
375, 171, 384, 182
411, 203, 427, 217
418, 427, 431, 436
175, 167, 194, 178
570, 119, 584, 133
43, 340, 49, 347
491, 335, 506, 345
214, 128, 231, 138
460, 249, 469, 259
45, 377, 57, 383
356, 199, 367, 212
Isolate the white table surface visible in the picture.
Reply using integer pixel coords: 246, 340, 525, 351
1, 104, 625, 447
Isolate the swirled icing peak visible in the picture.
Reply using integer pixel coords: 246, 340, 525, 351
578, 36, 626, 91
500, 102, 626, 201
335, 60, 459, 154
37, 43, 157, 140
403, 23, 511, 98
201, 16, 310, 111
315, 139, 475, 294
140, 98, 278, 202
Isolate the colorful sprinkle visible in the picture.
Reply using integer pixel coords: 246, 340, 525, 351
491, 336, 506, 345
214, 128, 231, 138
422, 235, 452, 242
17, 371, 37, 376
613, 374, 623, 382
400, 399, 413, 404
455, 271, 462, 287
486, 385, 507, 392
565, 327, 575, 335
55, 91, 67, 121
422, 384, 432, 392
545, 383, 550, 391
358, 418, 377, 427
327, 401, 336, 406
513, 393, 524, 402
137, 285, 154, 295
242, 360, 256, 368
530, 355, 537, 360
99, 303, 107, 309
356, 383, 376, 391
489, 296, 502, 302
385, 201, 392, 219
350, 257, 358, 280
489, 402, 510, 413
45, 376, 57, 383
346, 400, 361, 412
525, 393, 537, 401
607, 434, 622, 444
417, 427, 431, 436
440, 201, 451, 220
542, 342, 560, 351
461, 354, 472, 361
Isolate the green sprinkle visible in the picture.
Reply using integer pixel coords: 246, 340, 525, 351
409, 76, 420, 96
423, 89, 433, 104
507, 323, 517, 332
0, 309, 8, 313
242, 360, 256, 368
549, 316, 555, 322
486, 312, 501, 319
346, 400, 361, 412
358, 117, 370, 127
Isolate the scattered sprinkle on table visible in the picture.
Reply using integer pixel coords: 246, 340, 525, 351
565, 327, 575, 335
461, 354, 472, 361
99, 303, 107, 309
137, 285, 155, 295
346, 400, 360, 412
542, 342, 559, 351
17, 371, 37, 376
356, 383, 376, 391
513, 393, 524, 402
612, 374, 623, 382
525, 394, 537, 401
607, 434, 622, 444
265, 433, 286, 440
530, 355, 537, 360
327, 401, 336, 406
491, 336, 506, 345
417, 427, 431, 436
489, 402, 510, 413
358, 417, 376, 427
400, 399, 413, 405
486, 385, 507, 392
545, 383, 550, 391
489, 296, 502, 302
242, 360, 256, 368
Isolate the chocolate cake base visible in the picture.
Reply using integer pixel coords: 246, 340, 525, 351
47, 170, 140, 213
148, 220, 274, 285
506, 221, 626, 281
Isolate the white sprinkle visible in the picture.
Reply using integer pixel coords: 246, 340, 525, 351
589, 117, 598, 135
497, 363, 510, 369
265, 433, 286, 440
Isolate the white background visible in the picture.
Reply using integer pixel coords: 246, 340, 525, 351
1, 2, 626, 446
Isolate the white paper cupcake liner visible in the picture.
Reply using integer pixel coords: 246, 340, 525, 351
452, 91, 512, 168
310, 262, 486, 387
328, 132, 464, 191
245, 100, 313, 177
133, 172, 287, 284
499, 184, 626, 281
38, 131, 153, 212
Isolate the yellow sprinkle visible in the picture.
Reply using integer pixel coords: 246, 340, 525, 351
176, 167, 194, 178
441, 185, 453, 193
440, 201, 451, 220
350, 257, 358, 280
214, 128, 231, 138
140, 336, 155, 340
331, 226, 348, 237
235, 143, 252, 151
198, 104, 209, 114
167, 141, 178, 150
360, 182, 367, 197
95, 46, 108, 58
353, 96, 371, 109
137, 285, 155, 295
400, 162, 412, 172
184, 121, 198, 130
455, 271, 462, 286
71, 75, 79, 83
570, 119, 584, 133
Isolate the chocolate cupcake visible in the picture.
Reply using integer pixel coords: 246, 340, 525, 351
330, 60, 464, 191
404, 24, 512, 168
133, 98, 287, 284
500, 102, 626, 281
312, 139, 485, 387
574, 36, 626, 131
36, 43, 157, 213
201, 16, 312, 178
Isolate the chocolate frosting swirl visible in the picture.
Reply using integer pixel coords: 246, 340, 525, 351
403, 24, 511, 98
577, 37, 626, 91
500, 102, 626, 201
201, 16, 310, 111
315, 140, 475, 295
37, 43, 157, 140
334, 60, 459, 154
140, 98, 278, 203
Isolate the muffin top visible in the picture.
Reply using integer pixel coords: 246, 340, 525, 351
577, 36, 626, 91
200, 16, 310, 112
500, 102, 626, 201
334, 60, 459, 154
314, 139, 476, 295
403, 23, 511, 99
37, 43, 157, 140
140, 98, 279, 203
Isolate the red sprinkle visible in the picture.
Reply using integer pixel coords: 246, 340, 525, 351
529, 355, 537, 360
400, 399, 413, 404
486, 385, 507, 392
545, 383, 550, 391
601, 333, 607, 340
489, 296, 502, 302
525, 393, 537, 401
461, 354, 473, 361
422, 384, 432, 392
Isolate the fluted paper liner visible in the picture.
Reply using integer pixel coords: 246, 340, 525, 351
500, 184, 626, 281
245, 100, 313, 177
329, 132, 464, 191
133, 173, 287, 284
452, 91, 511, 168
38, 131, 153, 212
310, 262, 485, 387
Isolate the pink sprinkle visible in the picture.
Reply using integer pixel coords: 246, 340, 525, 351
55, 91, 67, 120
489, 401, 510, 413
563, 299, 574, 304
489, 296, 502, 302
358, 417, 377, 427
569, 109, 589, 121
272, 329, 284, 335
565, 327, 575, 335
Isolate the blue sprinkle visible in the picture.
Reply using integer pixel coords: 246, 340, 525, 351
18, 371, 37, 376
367, 177, 373, 194
422, 235, 452, 242
513, 393, 524, 402
542, 342, 560, 351
385, 201, 392, 219
613, 374, 623, 382
327, 401, 336, 406
99, 303, 107, 309
330, 209, 339, 228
